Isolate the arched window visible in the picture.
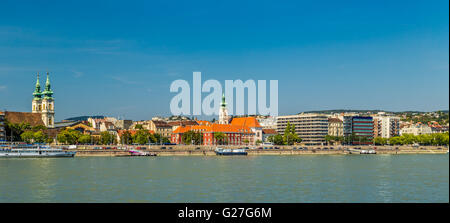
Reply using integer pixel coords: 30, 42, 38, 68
38, 105, 42, 111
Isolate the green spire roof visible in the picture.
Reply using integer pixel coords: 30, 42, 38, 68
33, 72, 42, 100
42, 72, 54, 99
221, 93, 227, 107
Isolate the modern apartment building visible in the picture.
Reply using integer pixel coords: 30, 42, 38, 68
342, 115, 353, 137
373, 115, 400, 138
276, 113, 329, 145
350, 116, 374, 145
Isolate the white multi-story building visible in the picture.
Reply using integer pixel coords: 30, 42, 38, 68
373, 114, 400, 138
277, 113, 329, 145
257, 116, 277, 129
400, 124, 433, 136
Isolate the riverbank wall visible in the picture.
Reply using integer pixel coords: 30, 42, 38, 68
70, 145, 448, 157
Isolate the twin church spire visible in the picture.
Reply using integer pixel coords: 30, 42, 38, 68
33, 72, 53, 100
32, 72, 55, 128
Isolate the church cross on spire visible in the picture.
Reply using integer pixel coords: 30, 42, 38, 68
221, 92, 227, 107
33, 72, 42, 100
42, 72, 54, 99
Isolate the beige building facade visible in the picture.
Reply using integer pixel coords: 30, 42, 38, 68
277, 113, 329, 145
328, 118, 343, 137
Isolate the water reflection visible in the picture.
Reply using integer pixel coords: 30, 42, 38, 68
0, 154, 448, 203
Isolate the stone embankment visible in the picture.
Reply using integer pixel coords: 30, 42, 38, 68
68, 145, 448, 157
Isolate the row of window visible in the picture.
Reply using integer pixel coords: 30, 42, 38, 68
33, 103, 54, 111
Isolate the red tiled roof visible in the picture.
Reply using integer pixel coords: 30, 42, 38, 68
328, 118, 342, 123
196, 120, 211, 126
4, 111, 45, 127
230, 117, 261, 128
167, 120, 198, 126
152, 120, 171, 128
262, 129, 277, 134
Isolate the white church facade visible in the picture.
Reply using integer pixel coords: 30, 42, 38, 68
31, 72, 55, 128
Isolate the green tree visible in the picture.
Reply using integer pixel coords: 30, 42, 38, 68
21, 131, 35, 143
283, 122, 301, 145
336, 136, 344, 144
271, 134, 284, 145
46, 137, 54, 144
374, 137, 388, 145
283, 121, 291, 143
132, 130, 152, 145
389, 136, 403, 145
78, 134, 92, 144
33, 131, 48, 143
5, 121, 32, 141
401, 134, 417, 145
442, 133, 449, 145
325, 135, 335, 145
57, 129, 82, 145
430, 133, 449, 146
161, 137, 171, 144
154, 133, 166, 144
181, 131, 203, 145
100, 131, 116, 145
120, 131, 133, 145
417, 134, 432, 145
214, 132, 226, 145
32, 125, 47, 131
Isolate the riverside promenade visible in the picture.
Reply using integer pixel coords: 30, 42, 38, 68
68, 145, 448, 157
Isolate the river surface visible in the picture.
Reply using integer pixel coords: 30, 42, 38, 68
0, 154, 448, 202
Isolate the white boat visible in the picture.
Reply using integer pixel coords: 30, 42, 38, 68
129, 149, 156, 156
215, 147, 247, 156
360, 149, 376, 154
0, 144, 76, 158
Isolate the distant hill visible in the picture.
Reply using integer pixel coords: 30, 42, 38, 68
302, 109, 391, 114
62, 115, 105, 122
301, 109, 449, 115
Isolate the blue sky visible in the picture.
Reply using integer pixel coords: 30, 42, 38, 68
0, 0, 448, 121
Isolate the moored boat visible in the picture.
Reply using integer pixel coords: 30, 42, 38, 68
0, 144, 76, 158
215, 147, 248, 156
360, 149, 376, 154
129, 149, 157, 156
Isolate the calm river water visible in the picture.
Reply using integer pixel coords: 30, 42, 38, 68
0, 154, 448, 202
